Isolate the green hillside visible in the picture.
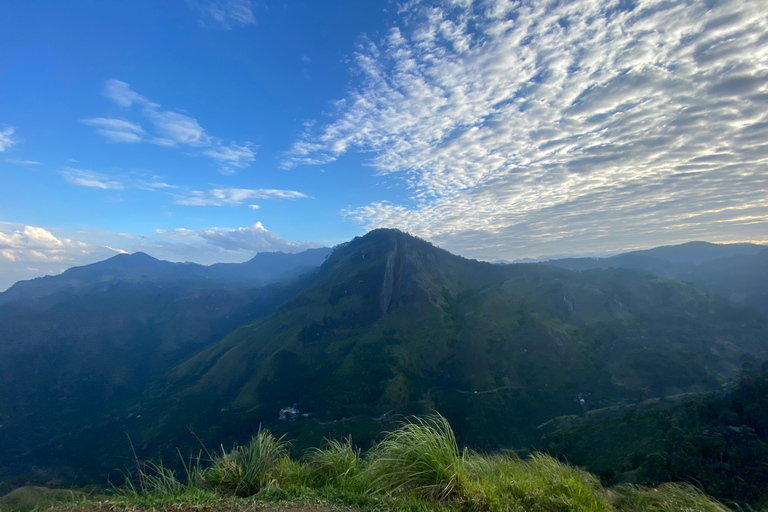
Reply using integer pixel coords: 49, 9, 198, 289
123, 229, 768, 464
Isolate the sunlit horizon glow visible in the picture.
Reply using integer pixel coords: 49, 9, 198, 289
1, 0, 767, 290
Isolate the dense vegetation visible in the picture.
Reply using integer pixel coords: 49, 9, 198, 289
0, 415, 732, 512
541, 372, 768, 509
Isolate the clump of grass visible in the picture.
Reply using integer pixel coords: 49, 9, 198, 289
127, 460, 184, 496
205, 428, 289, 496
463, 452, 613, 512
304, 437, 362, 488
611, 483, 731, 512
361, 414, 465, 500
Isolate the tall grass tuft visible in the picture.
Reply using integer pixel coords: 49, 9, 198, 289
128, 460, 184, 496
611, 483, 732, 512
205, 428, 289, 496
305, 437, 362, 488
361, 414, 465, 500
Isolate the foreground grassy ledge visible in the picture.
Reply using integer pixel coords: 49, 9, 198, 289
3, 416, 732, 512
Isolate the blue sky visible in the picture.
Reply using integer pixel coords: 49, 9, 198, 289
1, 0, 768, 290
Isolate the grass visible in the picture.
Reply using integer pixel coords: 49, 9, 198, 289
206, 428, 289, 496
0, 486, 89, 512
20, 414, 736, 512
361, 415, 464, 499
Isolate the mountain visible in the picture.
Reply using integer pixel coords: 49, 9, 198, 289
100, 230, 766, 470
0, 248, 332, 304
623, 240, 766, 263
2, 231, 767, 487
205, 248, 333, 283
0, 248, 330, 484
547, 242, 768, 317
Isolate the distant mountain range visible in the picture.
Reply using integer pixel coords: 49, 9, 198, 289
0, 232, 766, 489
0, 248, 332, 304
546, 241, 768, 317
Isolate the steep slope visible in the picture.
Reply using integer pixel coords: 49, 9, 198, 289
120, 230, 768, 465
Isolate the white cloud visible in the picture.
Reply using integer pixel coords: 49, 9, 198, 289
155, 222, 321, 255
287, 0, 768, 260
0, 127, 16, 152
60, 168, 125, 189
248, 204, 260, 210
193, 0, 256, 30
0, 222, 112, 290
174, 187, 308, 206
81, 117, 145, 143
88, 79, 257, 172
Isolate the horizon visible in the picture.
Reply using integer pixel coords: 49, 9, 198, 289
2, 0, 768, 290
2, 231, 764, 292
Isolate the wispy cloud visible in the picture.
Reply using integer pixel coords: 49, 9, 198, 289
7, 159, 41, 165
0, 127, 16, 152
191, 0, 256, 30
81, 117, 144, 143
60, 167, 177, 192
287, 0, 768, 259
87, 79, 257, 173
174, 187, 308, 206
61, 168, 125, 190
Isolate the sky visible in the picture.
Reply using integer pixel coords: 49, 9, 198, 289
1, 0, 767, 290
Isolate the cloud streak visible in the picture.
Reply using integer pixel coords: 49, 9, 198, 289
61, 168, 125, 190
173, 187, 308, 206
287, 0, 768, 259
85, 80, 256, 173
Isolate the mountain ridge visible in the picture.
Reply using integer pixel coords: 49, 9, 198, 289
2, 229, 767, 489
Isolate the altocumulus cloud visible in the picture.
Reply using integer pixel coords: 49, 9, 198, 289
83, 80, 256, 174
287, 0, 768, 259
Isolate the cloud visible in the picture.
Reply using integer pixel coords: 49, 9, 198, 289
60, 168, 125, 189
174, 187, 308, 206
248, 204, 260, 210
7, 159, 41, 165
286, 0, 768, 260
81, 117, 145, 143
155, 222, 322, 255
0, 222, 111, 290
59, 167, 178, 192
88, 79, 256, 173
0, 127, 16, 152
192, 0, 256, 30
